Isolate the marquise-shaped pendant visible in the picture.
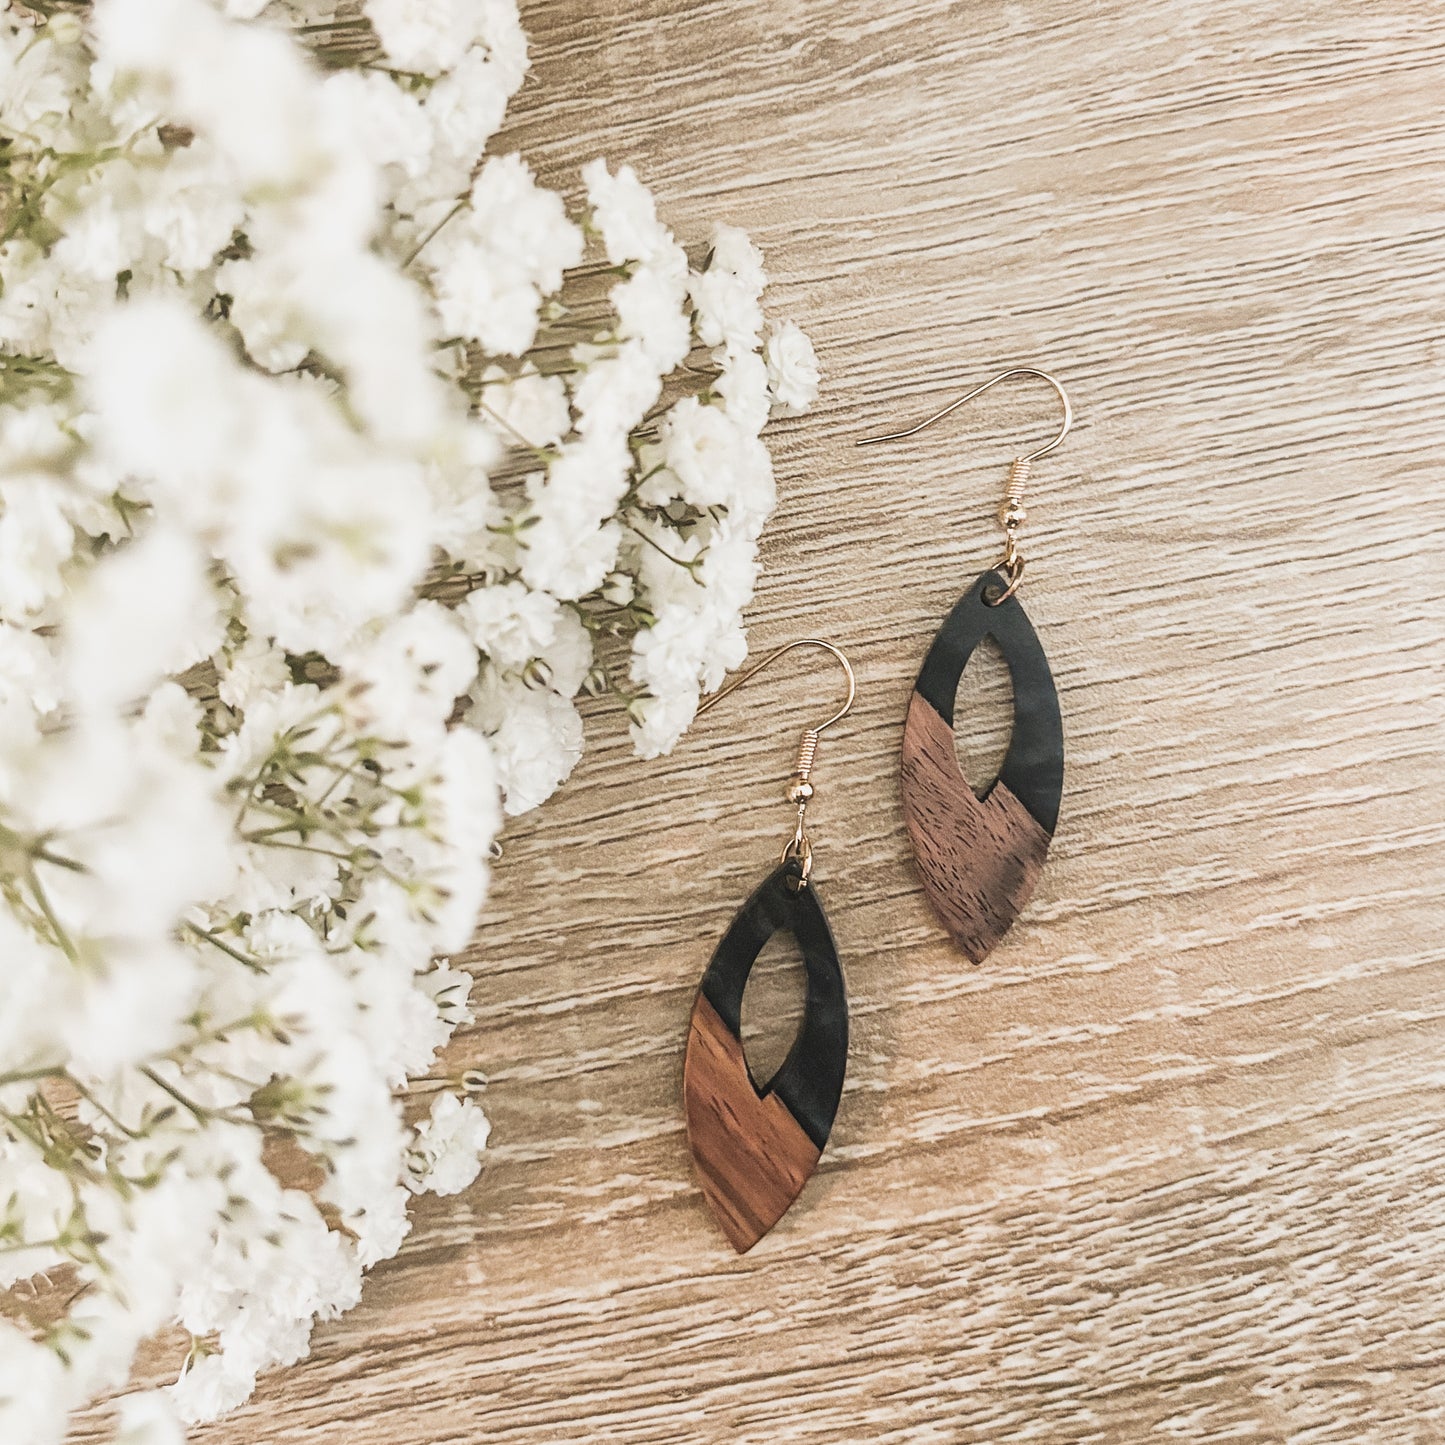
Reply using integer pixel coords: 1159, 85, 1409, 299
901, 569, 1064, 963
682, 860, 848, 1253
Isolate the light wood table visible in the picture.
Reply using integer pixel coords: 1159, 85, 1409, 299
88, 0, 1445, 1439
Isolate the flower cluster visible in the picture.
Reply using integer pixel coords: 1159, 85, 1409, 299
0, 0, 819, 1437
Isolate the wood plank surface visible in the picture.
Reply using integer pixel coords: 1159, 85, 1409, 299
74, 0, 1445, 1438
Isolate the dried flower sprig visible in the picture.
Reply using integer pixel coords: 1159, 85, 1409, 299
0, 0, 819, 1436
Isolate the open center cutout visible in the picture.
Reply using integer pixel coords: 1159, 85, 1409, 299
953, 636, 1014, 798
738, 927, 806, 1093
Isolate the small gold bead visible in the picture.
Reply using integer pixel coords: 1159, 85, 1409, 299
786, 779, 814, 804
1000, 502, 1028, 530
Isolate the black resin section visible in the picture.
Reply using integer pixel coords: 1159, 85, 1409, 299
914, 569, 1064, 835
699, 861, 848, 1152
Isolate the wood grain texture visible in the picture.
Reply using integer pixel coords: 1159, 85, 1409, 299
683, 994, 822, 1254
71, 0, 1445, 1439
901, 691, 1050, 962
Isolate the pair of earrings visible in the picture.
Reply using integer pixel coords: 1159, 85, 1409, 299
680, 368, 1072, 1253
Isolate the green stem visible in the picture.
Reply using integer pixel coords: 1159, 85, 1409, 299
140, 1067, 213, 1124
32, 846, 84, 873
63, 1074, 143, 1141
27, 865, 78, 965
626, 523, 702, 574
311, 757, 365, 813
0, 1236, 64, 1257
476, 399, 554, 461
243, 837, 352, 861
0, 1065, 62, 1088
404, 197, 466, 269
182, 921, 263, 973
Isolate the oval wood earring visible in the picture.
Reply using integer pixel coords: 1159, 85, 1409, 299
860, 368, 1072, 962
679, 640, 855, 1253
684, 858, 846, 1253
901, 569, 1063, 961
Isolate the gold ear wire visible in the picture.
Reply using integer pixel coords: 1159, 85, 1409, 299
856, 367, 1073, 605
696, 638, 856, 886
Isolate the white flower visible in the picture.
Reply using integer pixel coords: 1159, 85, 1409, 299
480, 365, 570, 449
412, 726, 499, 951
428, 155, 583, 355
116, 1391, 186, 1445
716, 344, 771, 435
218, 680, 327, 780
0, 397, 75, 475
50, 162, 146, 284
537, 607, 592, 696
690, 223, 765, 351
323, 70, 433, 191
61, 523, 223, 713
137, 136, 246, 276
0, 1321, 69, 1445
571, 342, 665, 443
218, 256, 311, 373
0, 476, 75, 620
520, 510, 623, 602
83, 295, 256, 517
611, 265, 691, 373
0, 1136, 71, 1284
539, 430, 633, 519
420, 961, 475, 1024
461, 580, 562, 670
419, 41, 519, 175
93, 0, 331, 191
346, 1182, 413, 1268
0, 25, 86, 136
339, 602, 477, 738
171, 1351, 256, 1425
517, 431, 635, 600
217, 634, 292, 712
44, 12, 86, 46
423, 419, 504, 566
469, 677, 583, 815
659, 395, 775, 519
137, 682, 203, 758
363, 0, 504, 75
583, 160, 685, 272
409, 1091, 490, 1196
709, 224, 767, 293
630, 687, 700, 760
764, 320, 821, 415
601, 571, 634, 607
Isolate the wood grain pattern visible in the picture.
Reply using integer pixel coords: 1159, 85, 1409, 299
901, 690, 1050, 962
683, 994, 822, 1254
70, 0, 1445, 1439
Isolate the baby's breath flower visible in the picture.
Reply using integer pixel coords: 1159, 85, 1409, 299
0, 0, 816, 1434
408, 1090, 491, 1196
765, 319, 822, 415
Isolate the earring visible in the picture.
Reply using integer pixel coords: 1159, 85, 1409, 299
859, 368, 1071, 963
681, 639, 855, 1254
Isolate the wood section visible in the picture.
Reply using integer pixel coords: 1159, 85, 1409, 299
67, 1, 1445, 1440
682, 993, 822, 1254
901, 690, 1052, 963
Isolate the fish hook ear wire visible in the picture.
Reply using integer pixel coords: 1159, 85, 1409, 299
695, 638, 856, 889
857, 367, 1073, 605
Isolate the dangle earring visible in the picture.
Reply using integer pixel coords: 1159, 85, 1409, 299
859, 369, 1071, 963
681, 640, 855, 1254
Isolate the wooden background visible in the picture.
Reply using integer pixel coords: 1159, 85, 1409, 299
79, 0, 1445, 1439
